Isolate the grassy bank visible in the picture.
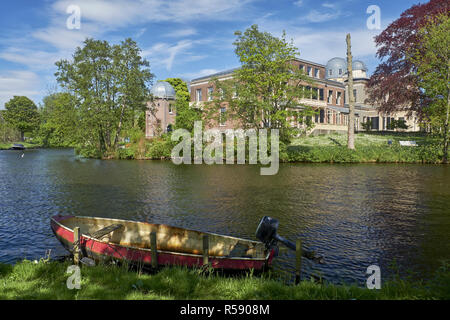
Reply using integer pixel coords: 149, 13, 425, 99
285, 132, 445, 164
0, 141, 42, 150
1, 259, 449, 300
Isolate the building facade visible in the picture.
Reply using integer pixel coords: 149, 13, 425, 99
146, 57, 420, 138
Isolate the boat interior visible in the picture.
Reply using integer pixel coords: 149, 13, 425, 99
58, 216, 267, 259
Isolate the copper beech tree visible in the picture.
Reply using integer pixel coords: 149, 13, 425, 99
366, 0, 449, 115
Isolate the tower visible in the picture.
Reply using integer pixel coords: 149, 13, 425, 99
146, 81, 176, 138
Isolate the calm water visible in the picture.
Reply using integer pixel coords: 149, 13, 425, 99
0, 148, 449, 285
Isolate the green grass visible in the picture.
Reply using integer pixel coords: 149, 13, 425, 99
1, 259, 449, 300
285, 132, 445, 164
290, 132, 435, 148
0, 141, 42, 150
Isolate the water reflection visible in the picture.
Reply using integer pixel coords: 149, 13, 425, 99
0, 149, 448, 285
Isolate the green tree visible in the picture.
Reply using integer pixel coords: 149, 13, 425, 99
55, 38, 153, 156
206, 25, 314, 143
37, 92, 79, 147
164, 78, 202, 132
3, 96, 40, 141
410, 14, 450, 163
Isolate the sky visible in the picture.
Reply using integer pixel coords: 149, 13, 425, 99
0, 0, 423, 109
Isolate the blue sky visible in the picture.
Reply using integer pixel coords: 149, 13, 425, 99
0, 0, 422, 108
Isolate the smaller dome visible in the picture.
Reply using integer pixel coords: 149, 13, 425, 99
326, 57, 347, 79
352, 60, 367, 72
150, 81, 176, 99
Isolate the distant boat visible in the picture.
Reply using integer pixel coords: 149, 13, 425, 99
10, 144, 25, 150
51, 215, 276, 270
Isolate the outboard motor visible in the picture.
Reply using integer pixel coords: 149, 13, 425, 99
256, 216, 324, 264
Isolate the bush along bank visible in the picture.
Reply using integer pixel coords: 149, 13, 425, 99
284, 144, 446, 164
77, 135, 448, 164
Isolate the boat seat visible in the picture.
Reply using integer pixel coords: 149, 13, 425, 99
91, 224, 124, 239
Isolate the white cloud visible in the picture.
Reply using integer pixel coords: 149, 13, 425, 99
142, 38, 212, 71
293, 0, 304, 7
0, 48, 62, 70
180, 69, 220, 80
166, 28, 197, 38
143, 40, 195, 71
305, 9, 342, 23
322, 3, 336, 9
52, 0, 253, 26
0, 71, 41, 108
290, 28, 378, 65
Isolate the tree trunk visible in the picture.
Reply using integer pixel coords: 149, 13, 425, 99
114, 102, 126, 149
443, 64, 449, 164
346, 34, 355, 150
20, 131, 24, 142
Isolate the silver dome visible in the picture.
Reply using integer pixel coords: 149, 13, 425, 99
150, 81, 176, 99
352, 60, 367, 72
325, 57, 347, 79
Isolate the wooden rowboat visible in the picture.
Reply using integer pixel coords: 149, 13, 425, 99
51, 215, 276, 270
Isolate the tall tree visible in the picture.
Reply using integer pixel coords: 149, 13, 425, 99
3, 96, 40, 141
346, 34, 355, 150
366, 0, 449, 115
206, 24, 314, 143
411, 14, 450, 163
55, 38, 152, 155
38, 92, 79, 147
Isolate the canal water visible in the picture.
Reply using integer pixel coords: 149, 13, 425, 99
0, 148, 449, 285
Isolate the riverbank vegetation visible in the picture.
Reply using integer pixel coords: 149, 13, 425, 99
1, 259, 449, 300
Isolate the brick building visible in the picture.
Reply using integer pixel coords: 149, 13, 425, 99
146, 57, 420, 138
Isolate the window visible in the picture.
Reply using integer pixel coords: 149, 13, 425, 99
219, 107, 226, 126
299, 65, 304, 72
207, 87, 213, 101
338, 68, 343, 75
336, 112, 341, 125
337, 92, 342, 105
168, 104, 173, 114
353, 89, 357, 101
307, 66, 312, 76
319, 88, 324, 101
196, 89, 202, 102
328, 90, 333, 104
306, 86, 312, 99
329, 69, 333, 76
314, 68, 320, 78
327, 110, 332, 124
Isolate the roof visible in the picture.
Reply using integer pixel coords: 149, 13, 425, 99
191, 68, 239, 82
150, 81, 176, 99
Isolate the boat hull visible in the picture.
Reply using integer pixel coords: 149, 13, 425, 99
51, 215, 275, 271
